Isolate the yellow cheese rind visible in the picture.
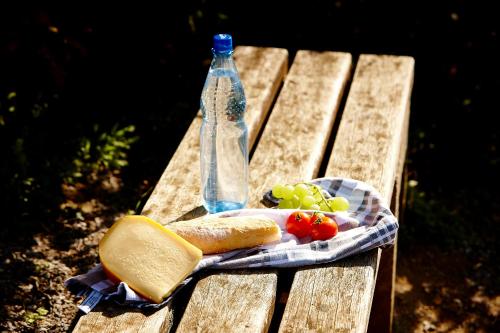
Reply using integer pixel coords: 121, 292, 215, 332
98, 215, 202, 303
168, 215, 282, 254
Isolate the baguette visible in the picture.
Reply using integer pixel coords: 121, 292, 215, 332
168, 215, 281, 254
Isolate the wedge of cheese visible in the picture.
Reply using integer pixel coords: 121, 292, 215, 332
99, 215, 202, 303
168, 215, 281, 254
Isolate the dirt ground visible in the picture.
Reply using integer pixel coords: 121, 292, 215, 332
394, 245, 499, 332
0, 193, 116, 332
1, 195, 499, 332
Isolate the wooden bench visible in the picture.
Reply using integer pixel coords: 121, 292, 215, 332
72, 46, 414, 333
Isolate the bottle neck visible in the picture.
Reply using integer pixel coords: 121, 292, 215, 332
211, 49, 235, 70
212, 48, 233, 57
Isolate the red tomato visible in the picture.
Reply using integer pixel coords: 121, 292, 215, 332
286, 211, 312, 238
311, 216, 338, 241
310, 211, 325, 225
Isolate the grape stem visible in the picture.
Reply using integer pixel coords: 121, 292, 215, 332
299, 182, 334, 212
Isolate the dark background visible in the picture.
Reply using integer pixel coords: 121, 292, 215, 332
1, 2, 498, 223
1, 1, 499, 331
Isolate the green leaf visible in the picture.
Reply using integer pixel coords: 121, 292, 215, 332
116, 160, 128, 167
217, 13, 229, 20
36, 307, 48, 316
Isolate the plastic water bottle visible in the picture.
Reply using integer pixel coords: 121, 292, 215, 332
200, 34, 248, 213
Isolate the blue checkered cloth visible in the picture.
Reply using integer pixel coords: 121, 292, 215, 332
65, 177, 398, 313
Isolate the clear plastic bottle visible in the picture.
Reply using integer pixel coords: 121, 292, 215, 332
200, 34, 248, 213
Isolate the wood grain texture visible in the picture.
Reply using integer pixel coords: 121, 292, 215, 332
326, 54, 415, 201
236, 46, 289, 147
176, 51, 352, 333
176, 270, 277, 333
279, 251, 380, 333
247, 51, 352, 205
72, 304, 171, 333
72, 47, 288, 333
368, 86, 411, 333
141, 46, 288, 225
279, 54, 414, 333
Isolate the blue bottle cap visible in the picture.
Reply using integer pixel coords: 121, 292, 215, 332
213, 34, 233, 53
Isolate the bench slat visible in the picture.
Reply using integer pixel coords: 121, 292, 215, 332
279, 251, 380, 333
368, 91, 411, 332
72, 46, 288, 333
176, 270, 277, 332
176, 51, 352, 333
278, 54, 414, 333
246, 51, 352, 198
71, 306, 170, 333
325, 54, 415, 199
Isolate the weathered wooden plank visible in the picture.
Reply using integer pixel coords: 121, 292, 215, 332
325, 54, 415, 200
72, 304, 170, 333
368, 91, 411, 333
236, 46, 290, 148
279, 251, 380, 333
175, 270, 277, 332
279, 54, 415, 333
72, 46, 288, 333
176, 51, 352, 333
245, 51, 352, 200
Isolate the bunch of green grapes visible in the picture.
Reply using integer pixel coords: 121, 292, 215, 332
271, 183, 349, 212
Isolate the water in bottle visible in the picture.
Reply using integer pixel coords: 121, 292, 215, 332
200, 34, 248, 213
